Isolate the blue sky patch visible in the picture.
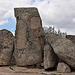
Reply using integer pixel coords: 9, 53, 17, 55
30, 0, 35, 5
39, 0, 44, 2
0, 17, 16, 33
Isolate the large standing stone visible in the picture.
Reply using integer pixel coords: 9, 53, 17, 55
14, 8, 44, 66
44, 44, 57, 69
53, 38, 75, 68
0, 29, 14, 65
57, 62, 71, 73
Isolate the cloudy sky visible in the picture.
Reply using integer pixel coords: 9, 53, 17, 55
0, 0, 75, 35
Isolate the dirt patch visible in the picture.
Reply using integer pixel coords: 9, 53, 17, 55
0, 66, 75, 75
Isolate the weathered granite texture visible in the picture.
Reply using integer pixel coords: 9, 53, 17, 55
57, 62, 71, 73
66, 35, 75, 44
53, 38, 75, 68
0, 29, 14, 65
45, 33, 63, 46
44, 44, 57, 69
14, 7, 44, 66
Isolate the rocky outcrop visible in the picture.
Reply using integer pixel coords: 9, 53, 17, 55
57, 62, 71, 73
11, 55, 16, 65
14, 7, 44, 66
53, 38, 75, 68
0, 29, 14, 65
44, 44, 57, 69
0, 7, 74, 73
45, 33, 75, 69
66, 35, 75, 45
45, 33, 62, 46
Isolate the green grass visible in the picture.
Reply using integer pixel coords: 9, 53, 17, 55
9, 66, 15, 71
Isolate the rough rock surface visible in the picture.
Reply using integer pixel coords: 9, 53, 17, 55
66, 35, 75, 45
14, 7, 44, 66
0, 29, 14, 65
45, 33, 63, 46
53, 38, 75, 68
44, 44, 57, 69
11, 55, 16, 65
57, 62, 71, 73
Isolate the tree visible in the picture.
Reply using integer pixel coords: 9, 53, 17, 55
43, 26, 67, 38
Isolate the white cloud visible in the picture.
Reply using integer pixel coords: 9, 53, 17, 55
32, 0, 75, 35
0, 0, 75, 35
0, 20, 8, 25
73, 18, 75, 22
